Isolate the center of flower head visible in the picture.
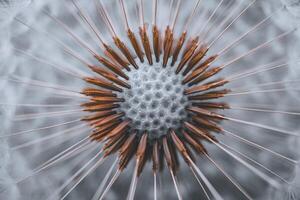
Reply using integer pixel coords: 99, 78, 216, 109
119, 60, 189, 139
80, 15, 229, 176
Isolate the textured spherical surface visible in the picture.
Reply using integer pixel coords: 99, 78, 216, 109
119, 60, 189, 138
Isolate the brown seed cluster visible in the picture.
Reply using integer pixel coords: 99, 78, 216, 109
79, 1, 230, 176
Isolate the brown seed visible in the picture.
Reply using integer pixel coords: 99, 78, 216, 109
182, 130, 207, 154
104, 44, 130, 70
162, 137, 173, 170
136, 133, 148, 176
128, 29, 144, 62
186, 45, 209, 71
119, 133, 137, 171
186, 106, 225, 120
106, 120, 131, 139
114, 36, 139, 69
184, 54, 218, 76
81, 88, 116, 97
176, 38, 198, 74
188, 89, 231, 101
88, 65, 131, 89
169, 129, 191, 165
192, 116, 223, 132
92, 120, 120, 136
91, 96, 124, 104
152, 25, 161, 62
192, 102, 230, 110
82, 103, 119, 112
92, 113, 125, 128
163, 26, 174, 67
94, 55, 129, 80
189, 66, 223, 86
152, 141, 160, 173
171, 32, 187, 66
84, 77, 123, 92
91, 122, 120, 142
184, 79, 229, 95
104, 133, 128, 157
139, 25, 153, 65
81, 110, 116, 121
184, 122, 217, 143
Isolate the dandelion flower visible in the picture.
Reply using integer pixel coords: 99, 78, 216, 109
1, 0, 300, 199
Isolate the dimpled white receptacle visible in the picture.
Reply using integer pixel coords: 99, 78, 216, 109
119, 60, 189, 138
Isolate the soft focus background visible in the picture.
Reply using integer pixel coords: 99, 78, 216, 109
1, 0, 300, 199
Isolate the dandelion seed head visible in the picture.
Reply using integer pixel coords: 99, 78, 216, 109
1, 0, 300, 199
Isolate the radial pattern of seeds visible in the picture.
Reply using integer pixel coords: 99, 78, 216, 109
5, 0, 300, 199
80, 0, 228, 174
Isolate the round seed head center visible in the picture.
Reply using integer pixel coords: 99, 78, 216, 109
119, 60, 189, 139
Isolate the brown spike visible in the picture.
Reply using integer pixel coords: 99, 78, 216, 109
192, 116, 223, 132
82, 103, 119, 112
81, 100, 120, 107
182, 65, 211, 85
192, 102, 230, 110
162, 136, 179, 172
169, 129, 191, 165
119, 144, 137, 171
104, 128, 126, 149
80, 101, 100, 107
171, 32, 187, 66
128, 29, 144, 62
136, 133, 148, 159
113, 37, 139, 69
106, 119, 131, 139
137, 146, 150, 176
91, 96, 124, 104
136, 133, 148, 176
119, 133, 137, 171
88, 66, 131, 89
120, 133, 136, 156
176, 38, 198, 74
152, 141, 160, 173
188, 89, 231, 101
184, 79, 229, 95
103, 132, 127, 157
90, 121, 120, 141
182, 55, 219, 84
182, 130, 207, 154
184, 122, 218, 143
104, 44, 130, 70
92, 113, 125, 128
81, 110, 116, 121
189, 66, 222, 86
186, 45, 209, 71
152, 25, 161, 62
139, 25, 153, 65
158, 141, 165, 172
84, 77, 123, 92
81, 88, 116, 97
94, 55, 129, 80
182, 37, 199, 56
92, 120, 121, 136
90, 128, 112, 142
162, 137, 173, 170
184, 54, 217, 77
186, 106, 225, 120
163, 26, 174, 67
168, 136, 180, 172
